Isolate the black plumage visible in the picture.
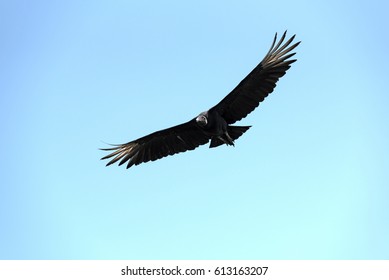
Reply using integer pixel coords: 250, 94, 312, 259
101, 31, 300, 169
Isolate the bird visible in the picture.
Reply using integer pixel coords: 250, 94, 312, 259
101, 31, 300, 169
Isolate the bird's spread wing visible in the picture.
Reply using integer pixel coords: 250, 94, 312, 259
100, 119, 210, 168
211, 31, 300, 124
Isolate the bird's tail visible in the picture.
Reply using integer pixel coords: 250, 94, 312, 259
209, 125, 251, 148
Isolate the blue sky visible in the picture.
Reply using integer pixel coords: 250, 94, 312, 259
1, 0, 388, 259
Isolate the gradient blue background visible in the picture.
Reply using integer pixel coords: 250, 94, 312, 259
1, 0, 388, 259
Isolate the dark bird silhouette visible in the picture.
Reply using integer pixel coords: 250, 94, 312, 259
101, 31, 300, 169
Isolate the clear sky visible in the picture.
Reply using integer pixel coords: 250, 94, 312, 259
1, 0, 388, 259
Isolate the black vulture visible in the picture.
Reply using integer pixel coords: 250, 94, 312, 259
101, 31, 300, 169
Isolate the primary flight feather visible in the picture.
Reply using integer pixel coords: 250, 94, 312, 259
101, 31, 300, 169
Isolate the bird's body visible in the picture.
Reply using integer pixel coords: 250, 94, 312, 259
101, 31, 300, 169
196, 109, 250, 147
196, 110, 229, 140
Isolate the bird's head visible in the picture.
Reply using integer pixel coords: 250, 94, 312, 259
196, 114, 208, 127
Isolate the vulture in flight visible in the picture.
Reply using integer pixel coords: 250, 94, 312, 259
101, 31, 300, 169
